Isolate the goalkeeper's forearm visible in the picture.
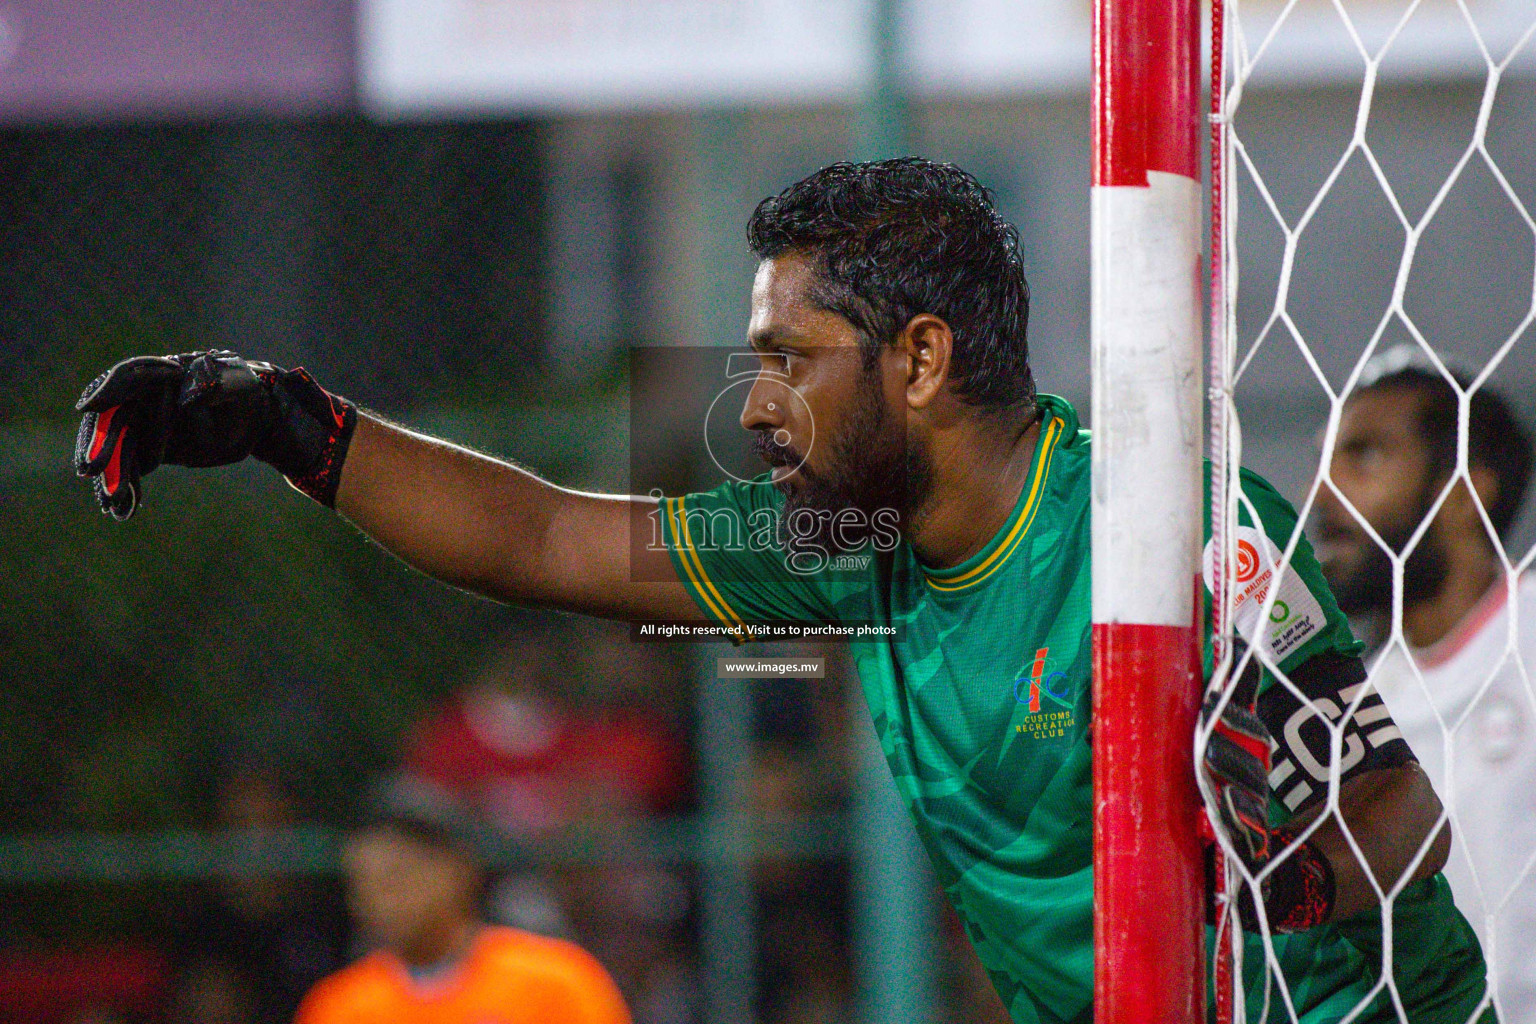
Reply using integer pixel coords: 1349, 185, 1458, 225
330, 414, 703, 623
333, 413, 601, 607
1297, 762, 1449, 923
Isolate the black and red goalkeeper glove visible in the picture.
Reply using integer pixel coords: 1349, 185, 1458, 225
73, 350, 356, 520
1201, 640, 1335, 934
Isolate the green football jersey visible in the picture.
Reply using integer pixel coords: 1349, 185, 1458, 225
662, 394, 1488, 1024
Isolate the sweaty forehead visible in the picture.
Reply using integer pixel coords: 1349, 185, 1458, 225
749, 254, 860, 349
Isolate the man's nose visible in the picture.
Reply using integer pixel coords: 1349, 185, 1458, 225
740, 373, 790, 434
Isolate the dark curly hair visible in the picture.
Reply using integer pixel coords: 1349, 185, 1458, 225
746, 158, 1035, 413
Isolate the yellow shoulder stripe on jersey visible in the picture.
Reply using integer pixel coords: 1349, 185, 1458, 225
668, 496, 753, 641
925, 416, 1063, 593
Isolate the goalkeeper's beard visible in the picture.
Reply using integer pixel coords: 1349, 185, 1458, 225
751, 376, 930, 554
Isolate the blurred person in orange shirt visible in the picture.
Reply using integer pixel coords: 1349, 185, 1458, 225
294, 781, 630, 1024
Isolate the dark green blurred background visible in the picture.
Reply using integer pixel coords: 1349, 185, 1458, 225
0, 120, 569, 832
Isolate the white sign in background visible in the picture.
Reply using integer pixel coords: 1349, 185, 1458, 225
359, 0, 870, 113
359, 0, 1536, 115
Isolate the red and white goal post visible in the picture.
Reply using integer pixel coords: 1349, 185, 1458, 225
1090, 0, 1210, 1021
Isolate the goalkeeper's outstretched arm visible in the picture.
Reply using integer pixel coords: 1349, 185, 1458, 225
336, 413, 705, 622
72, 350, 706, 624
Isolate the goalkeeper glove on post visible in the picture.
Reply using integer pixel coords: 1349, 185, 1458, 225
73, 350, 357, 520
1201, 639, 1336, 934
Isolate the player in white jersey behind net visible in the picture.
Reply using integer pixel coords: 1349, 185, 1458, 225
1311, 344, 1535, 1021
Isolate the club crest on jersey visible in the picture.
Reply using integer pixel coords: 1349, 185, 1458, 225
1013, 647, 1076, 740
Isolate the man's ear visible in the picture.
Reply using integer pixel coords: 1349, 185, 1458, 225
901, 314, 954, 410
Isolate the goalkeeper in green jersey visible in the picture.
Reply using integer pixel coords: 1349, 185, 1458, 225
73, 159, 1490, 1024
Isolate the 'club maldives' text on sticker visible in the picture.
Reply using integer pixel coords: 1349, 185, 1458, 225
1202, 526, 1325, 663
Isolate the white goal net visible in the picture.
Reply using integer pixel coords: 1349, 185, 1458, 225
1206, 0, 1536, 1021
